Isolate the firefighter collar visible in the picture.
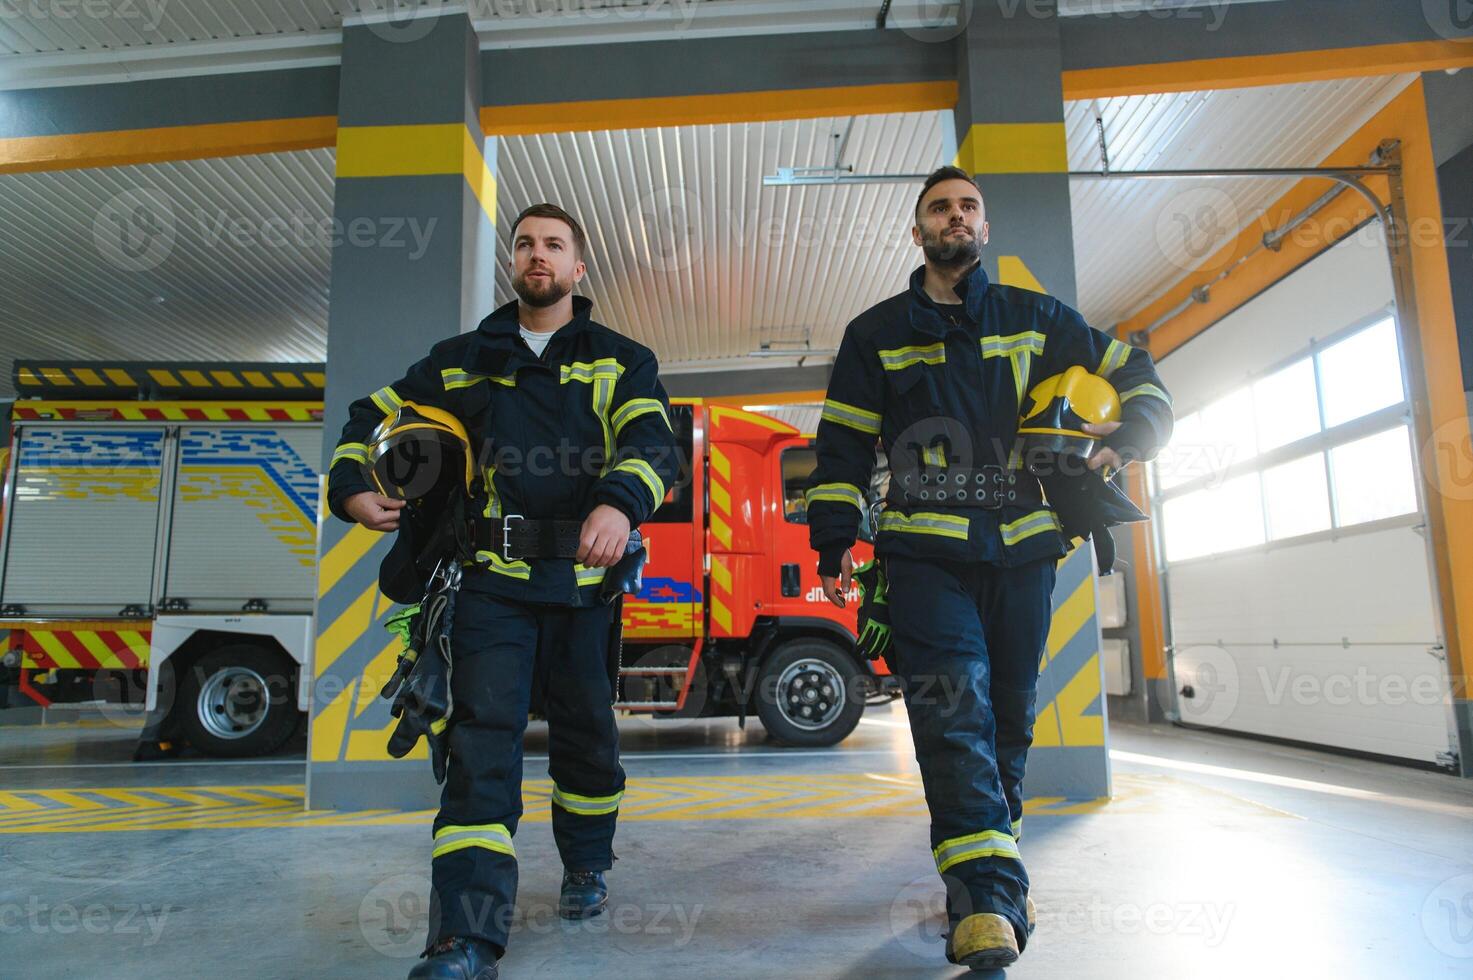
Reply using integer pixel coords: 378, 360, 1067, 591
477, 294, 596, 339
907, 260, 990, 337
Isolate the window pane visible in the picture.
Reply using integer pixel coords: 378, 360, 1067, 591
1199, 387, 1258, 470
1318, 317, 1404, 427
1154, 411, 1207, 491
1161, 472, 1266, 562
1330, 425, 1418, 526
1253, 358, 1320, 453
1262, 453, 1331, 540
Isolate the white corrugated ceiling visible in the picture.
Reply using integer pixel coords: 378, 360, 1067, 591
0, 72, 1413, 397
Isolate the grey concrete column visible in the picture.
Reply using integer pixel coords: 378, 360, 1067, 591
953, 3, 1108, 799
309, 13, 498, 810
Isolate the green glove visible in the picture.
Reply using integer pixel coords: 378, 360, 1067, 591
853, 559, 892, 662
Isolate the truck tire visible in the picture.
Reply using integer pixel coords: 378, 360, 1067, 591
755, 639, 865, 747
177, 644, 299, 758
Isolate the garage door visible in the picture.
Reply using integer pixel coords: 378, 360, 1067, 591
1153, 232, 1455, 766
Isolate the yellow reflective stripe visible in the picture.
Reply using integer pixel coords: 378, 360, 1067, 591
877, 342, 945, 370
370, 385, 403, 415
804, 482, 865, 511
331, 442, 369, 465
877, 510, 970, 541
611, 397, 670, 436
475, 550, 532, 580
980, 331, 1045, 357
561, 358, 625, 384
1119, 382, 1171, 405
1011, 817, 1023, 840
933, 830, 1021, 872
613, 458, 665, 507
574, 564, 608, 585
1097, 338, 1132, 379
921, 445, 946, 467
432, 822, 516, 860
429, 717, 447, 735
442, 367, 517, 390
552, 785, 624, 816
821, 398, 881, 435
1000, 509, 1062, 546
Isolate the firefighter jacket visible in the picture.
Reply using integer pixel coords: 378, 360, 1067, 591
808, 261, 1173, 575
327, 295, 679, 606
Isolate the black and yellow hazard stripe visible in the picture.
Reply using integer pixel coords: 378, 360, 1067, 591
13, 361, 326, 400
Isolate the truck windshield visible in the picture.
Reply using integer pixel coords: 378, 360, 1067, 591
780, 445, 876, 544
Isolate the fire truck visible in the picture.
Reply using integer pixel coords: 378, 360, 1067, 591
0, 361, 891, 759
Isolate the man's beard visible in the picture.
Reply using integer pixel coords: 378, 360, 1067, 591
512, 269, 571, 308
922, 225, 983, 268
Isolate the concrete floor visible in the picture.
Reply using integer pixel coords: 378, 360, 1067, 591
3, 704, 1472, 979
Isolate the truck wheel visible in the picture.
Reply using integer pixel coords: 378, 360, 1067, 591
755, 639, 865, 747
177, 644, 299, 758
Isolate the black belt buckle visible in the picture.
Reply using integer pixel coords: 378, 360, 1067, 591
900, 466, 1023, 508
501, 513, 524, 562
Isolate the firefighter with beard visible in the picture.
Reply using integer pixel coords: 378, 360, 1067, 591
327, 204, 679, 980
805, 167, 1172, 970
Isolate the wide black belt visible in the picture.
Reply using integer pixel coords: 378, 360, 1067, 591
472, 515, 585, 560
892, 465, 1042, 509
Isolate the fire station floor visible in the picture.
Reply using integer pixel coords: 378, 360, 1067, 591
2, 705, 1471, 979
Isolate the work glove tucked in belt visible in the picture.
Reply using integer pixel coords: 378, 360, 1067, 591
380, 569, 458, 784
853, 558, 892, 663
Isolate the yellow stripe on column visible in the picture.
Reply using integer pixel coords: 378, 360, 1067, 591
315, 583, 378, 678
997, 256, 1046, 293
319, 524, 379, 598
335, 123, 465, 177
954, 122, 1068, 175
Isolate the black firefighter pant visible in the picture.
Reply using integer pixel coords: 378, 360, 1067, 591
884, 554, 1056, 951
426, 590, 624, 955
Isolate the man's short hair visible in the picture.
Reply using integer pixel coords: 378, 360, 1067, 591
510, 202, 588, 259
915, 166, 984, 222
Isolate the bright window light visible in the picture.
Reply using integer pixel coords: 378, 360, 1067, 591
1330, 425, 1418, 526
1261, 453, 1331, 540
1162, 471, 1266, 563
1318, 317, 1404, 428
1252, 357, 1320, 453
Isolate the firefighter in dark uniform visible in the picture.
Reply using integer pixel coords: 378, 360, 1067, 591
327, 204, 679, 980
807, 167, 1172, 970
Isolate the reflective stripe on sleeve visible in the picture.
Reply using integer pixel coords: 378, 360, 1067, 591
1118, 382, 1170, 406
613, 458, 666, 508
1096, 339, 1132, 379
611, 397, 671, 436
331, 442, 369, 466
369, 385, 403, 415
804, 482, 865, 511
821, 398, 882, 435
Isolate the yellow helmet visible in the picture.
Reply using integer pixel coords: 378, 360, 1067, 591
365, 402, 475, 502
1017, 365, 1122, 462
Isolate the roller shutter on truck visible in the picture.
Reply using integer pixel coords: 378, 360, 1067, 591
0, 426, 166, 617
161, 426, 322, 614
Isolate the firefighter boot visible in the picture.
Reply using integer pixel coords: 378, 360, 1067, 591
1026, 894, 1037, 935
407, 937, 499, 980
946, 913, 1020, 971
559, 870, 608, 919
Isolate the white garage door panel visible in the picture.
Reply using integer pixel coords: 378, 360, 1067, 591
1157, 231, 1393, 412
1170, 528, 1449, 763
